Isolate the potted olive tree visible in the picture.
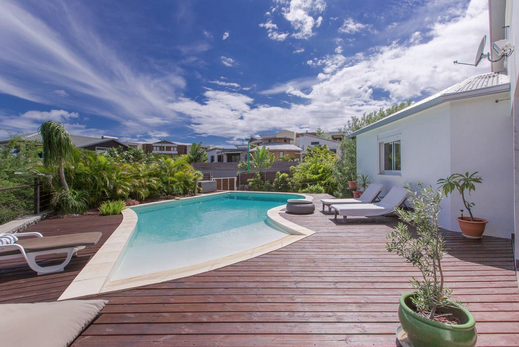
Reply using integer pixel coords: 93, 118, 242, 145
387, 184, 477, 347
353, 174, 371, 198
437, 172, 486, 239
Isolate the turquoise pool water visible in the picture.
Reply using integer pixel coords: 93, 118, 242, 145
111, 192, 304, 281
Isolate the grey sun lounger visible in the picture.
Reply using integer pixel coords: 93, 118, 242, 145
321, 183, 384, 212
330, 186, 410, 223
0, 232, 102, 275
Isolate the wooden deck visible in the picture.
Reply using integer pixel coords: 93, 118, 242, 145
1, 195, 518, 346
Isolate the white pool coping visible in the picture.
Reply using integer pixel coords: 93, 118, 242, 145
59, 191, 315, 300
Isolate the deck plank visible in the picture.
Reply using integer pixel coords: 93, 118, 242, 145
0, 194, 518, 347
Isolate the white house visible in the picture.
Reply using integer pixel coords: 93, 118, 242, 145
296, 134, 340, 155
495, 0, 519, 266
349, 72, 513, 239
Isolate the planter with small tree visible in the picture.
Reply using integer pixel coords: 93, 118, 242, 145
437, 172, 486, 239
387, 183, 477, 347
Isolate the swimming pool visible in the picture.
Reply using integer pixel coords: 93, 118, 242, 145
110, 192, 305, 281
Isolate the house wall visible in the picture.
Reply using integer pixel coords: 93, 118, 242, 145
449, 93, 513, 239
297, 136, 339, 153
505, 0, 519, 265
356, 103, 453, 229
270, 150, 301, 160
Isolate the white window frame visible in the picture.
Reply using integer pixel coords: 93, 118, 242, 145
378, 131, 401, 175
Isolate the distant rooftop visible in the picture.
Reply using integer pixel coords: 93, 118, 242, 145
0, 132, 127, 148
348, 72, 510, 138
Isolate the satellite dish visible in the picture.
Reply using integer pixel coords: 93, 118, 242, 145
455, 34, 514, 67
474, 35, 486, 67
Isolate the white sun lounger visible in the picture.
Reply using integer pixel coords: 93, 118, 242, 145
330, 186, 410, 223
0, 232, 102, 275
321, 183, 384, 212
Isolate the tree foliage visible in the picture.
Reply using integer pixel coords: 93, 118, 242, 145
290, 145, 337, 194
438, 172, 482, 221
39, 121, 75, 193
332, 101, 412, 197
186, 142, 207, 163
0, 135, 42, 223
387, 183, 453, 320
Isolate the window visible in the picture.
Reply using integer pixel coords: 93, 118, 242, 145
310, 141, 320, 145
210, 155, 215, 163
379, 140, 401, 174
279, 152, 284, 157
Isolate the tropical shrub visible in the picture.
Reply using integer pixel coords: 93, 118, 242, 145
99, 200, 126, 215
333, 137, 356, 198
247, 173, 270, 191
272, 172, 292, 192
300, 184, 325, 194
51, 189, 89, 215
186, 142, 208, 163
0, 135, 41, 223
291, 145, 337, 194
105, 146, 153, 164
387, 184, 454, 320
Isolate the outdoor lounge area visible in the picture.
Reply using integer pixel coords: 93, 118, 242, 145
0, 195, 517, 346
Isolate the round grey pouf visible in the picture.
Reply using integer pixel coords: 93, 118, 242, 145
287, 199, 313, 204
286, 200, 315, 214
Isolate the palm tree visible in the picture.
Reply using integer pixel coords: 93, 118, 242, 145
250, 146, 275, 181
39, 121, 75, 193
186, 142, 207, 163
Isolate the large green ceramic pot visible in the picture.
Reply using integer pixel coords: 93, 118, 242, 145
399, 293, 477, 347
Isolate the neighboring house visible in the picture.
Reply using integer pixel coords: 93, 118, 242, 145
0, 133, 128, 153
207, 145, 248, 163
250, 130, 302, 160
348, 72, 512, 239
140, 140, 191, 157
296, 134, 340, 155
250, 143, 302, 160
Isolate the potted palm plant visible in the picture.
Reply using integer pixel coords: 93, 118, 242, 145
387, 184, 477, 347
437, 172, 486, 239
353, 174, 371, 198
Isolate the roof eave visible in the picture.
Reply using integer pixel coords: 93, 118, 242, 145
347, 83, 510, 138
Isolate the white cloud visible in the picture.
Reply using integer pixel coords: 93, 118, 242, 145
168, 0, 490, 137
222, 31, 230, 40
293, 47, 305, 53
53, 89, 68, 97
259, 19, 290, 41
0, 0, 184, 136
335, 46, 343, 54
0, 109, 104, 138
338, 18, 370, 34
221, 56, 238, 67
203, 30, 213, 39
209, 80, 241, 88
276, 0, 327, 39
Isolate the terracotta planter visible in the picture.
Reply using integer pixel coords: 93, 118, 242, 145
353, 190, 363, 198
348, 181, 357, 190
457, 217, 488, 239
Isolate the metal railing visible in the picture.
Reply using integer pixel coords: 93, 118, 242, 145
0, 178, 51, 214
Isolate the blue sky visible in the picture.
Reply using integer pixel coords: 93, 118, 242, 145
0, 0, 489, 145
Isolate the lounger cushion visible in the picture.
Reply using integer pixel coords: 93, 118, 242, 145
321, 183, 384, 205
0, 232, 102, 257
0, 299, 107, 347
